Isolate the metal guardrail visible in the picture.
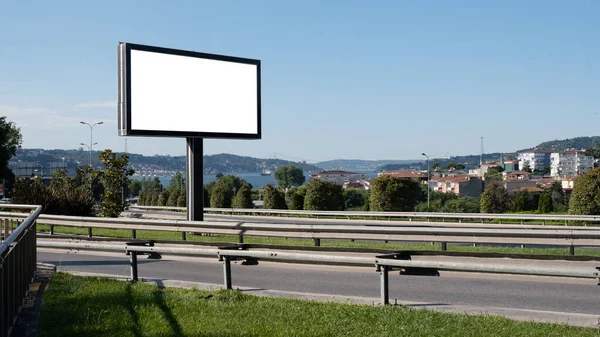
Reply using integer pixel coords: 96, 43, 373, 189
0, 204, 41, 337
37, 240, 600, 305
129, 205, 600, 224
4, 212, 600, 255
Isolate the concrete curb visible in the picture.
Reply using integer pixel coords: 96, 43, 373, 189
62, 270, 600, 328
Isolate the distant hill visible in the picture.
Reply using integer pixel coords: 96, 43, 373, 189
377, 153, 506, 172
520, 136, 600, 152
313, 159, 417, 172
10, 149, 321, 175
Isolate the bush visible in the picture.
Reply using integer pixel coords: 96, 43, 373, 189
304, 180, 344, 211
263, 184, 287, 209
287, 186, 307, 210
210, 182, 233, 208
369, 175, 424, 212
232, 184, 253, 209
442, 197, 480, 213
12, 177, 95, 216
343, 188, 367, 210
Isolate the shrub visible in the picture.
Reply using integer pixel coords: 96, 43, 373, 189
304, 180, 343, 211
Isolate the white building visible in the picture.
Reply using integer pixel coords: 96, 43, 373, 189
550, 150, 594, 177
309, 170, 367, 185
517, 150, 552, 171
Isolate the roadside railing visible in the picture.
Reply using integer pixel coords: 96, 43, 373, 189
0, 204, 42, 337
36, 240, 600, 305
129, 205, 600, 226
3, 212, 600, 255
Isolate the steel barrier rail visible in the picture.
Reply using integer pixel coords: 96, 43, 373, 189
38, 240, 600, 306
0, 204, 41, 337
128, 205, 600, 223
16, 213, 600, 254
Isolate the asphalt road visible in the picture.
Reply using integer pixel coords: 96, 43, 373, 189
39, 250, 600, 315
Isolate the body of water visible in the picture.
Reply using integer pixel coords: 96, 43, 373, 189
133, 171, 379, 188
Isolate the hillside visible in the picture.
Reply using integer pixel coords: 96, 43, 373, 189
520, 136, 600, 152
377, 153, 505, 172
10, 149, 321, 175
314, 159, 416, 172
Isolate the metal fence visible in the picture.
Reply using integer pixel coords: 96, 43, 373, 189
37, 240, 600, 305
0, 204, 42, 337
129, 205, 600, 224
1, 212, 597, 255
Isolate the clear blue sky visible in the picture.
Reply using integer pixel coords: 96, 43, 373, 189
1, 1, 598, 162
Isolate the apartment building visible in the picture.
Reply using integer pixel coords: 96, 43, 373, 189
550, 150, 594, 177
377, 169, 428, 182
517, 150, 552, 171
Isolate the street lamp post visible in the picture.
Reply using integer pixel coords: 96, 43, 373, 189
80, 121, 103, 167
421, 153, 430, 211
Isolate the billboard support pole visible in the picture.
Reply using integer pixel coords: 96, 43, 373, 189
186, 138, 204, 228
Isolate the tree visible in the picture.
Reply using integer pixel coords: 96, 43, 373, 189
304, 180, 344, 211
176, 191, 186, 207
484, 166, 504, 181
569, 167, 600, 215
274, 164, 305, 189
432, 162, 441, 170
549, 182, 567, 213
210, 181, 233, 208
150, 193, 158, 206
442, 197, 480, 213
158, 190, 170, 206
97, 150, 134, 217
167, 171, 185, 192
369, 175, 424, 212
232, 184, 253, 209
128, 179, 142, 197
343, 188, 367, 210
167, 189, 179, 207
522, 160, 532, 173
538, 193, 553, 214
263, 184, 287, 209
480, 182, 511, 213
0, 117, 22, 181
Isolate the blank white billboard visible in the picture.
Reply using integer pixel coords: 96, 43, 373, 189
118, 43, 261, 138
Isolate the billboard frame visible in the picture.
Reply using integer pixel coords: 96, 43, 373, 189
118, 42, 261, 139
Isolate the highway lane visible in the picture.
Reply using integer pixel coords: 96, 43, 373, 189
39, 250, 600, 315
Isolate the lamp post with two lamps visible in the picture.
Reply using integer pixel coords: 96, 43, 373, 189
80, 121, 103, 167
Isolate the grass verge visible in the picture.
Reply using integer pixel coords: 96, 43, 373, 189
38, 273, 598, 337
37, 224, 600, 257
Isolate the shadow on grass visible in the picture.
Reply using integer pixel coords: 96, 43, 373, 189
124, 283, 143, 337
152, 287, 184, 337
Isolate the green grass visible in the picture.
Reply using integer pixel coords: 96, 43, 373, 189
37, 223, 600, 257
38, 273, 599, 337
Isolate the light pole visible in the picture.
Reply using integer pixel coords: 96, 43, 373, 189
421, 152, 430, 211
80, 121, 103, 167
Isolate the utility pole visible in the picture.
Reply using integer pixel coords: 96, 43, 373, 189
421, 153, 430, 211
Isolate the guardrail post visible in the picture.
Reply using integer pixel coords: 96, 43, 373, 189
131, 230, 136, 239
238, 235, 244, 244
314, 238, 321, 247
222, 256, 232, 289
181, 232, 187, 241
569, 245, 575, 256
596, 267, 599, 286
440, 242, 447, 251
87, 227, 92, 238
379, 265, 389, 305
129, 251, 138, 282
50, 225, 54, 235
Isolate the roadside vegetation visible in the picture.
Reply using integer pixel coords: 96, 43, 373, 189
37, 273, 598, 337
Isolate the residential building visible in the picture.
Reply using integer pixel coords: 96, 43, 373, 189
343, 181, 370, 190
502, 171, 531, 181
309, 170, 367, 185
502, 179, 537, 191
560, 176, 580, 191
378, 170, 428, 182
550, 150, 594, 178
430, 175, 483, 197
517, 150, 552, 172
